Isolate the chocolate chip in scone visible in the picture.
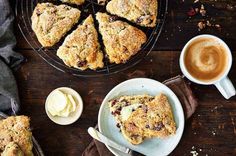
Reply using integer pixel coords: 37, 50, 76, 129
153, 122, 164, 131
145, 125, 150, 128
77, 60, 87, 67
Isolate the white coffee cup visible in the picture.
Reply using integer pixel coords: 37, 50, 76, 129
180, 34, 236, 99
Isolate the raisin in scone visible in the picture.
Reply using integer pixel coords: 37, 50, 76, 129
108, 94, 176, 145
57, 15, 104, 70
106, 0, 158, 27
31, 3, 81, 47
108, 94, 154, 126
0, 116, 33, 156
60, 0, 85, 5
96, 12, 147, 64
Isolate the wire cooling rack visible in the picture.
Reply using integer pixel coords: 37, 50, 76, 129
15, 0, 168, 77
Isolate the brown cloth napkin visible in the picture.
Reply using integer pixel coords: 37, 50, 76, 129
82, 75, 198, 156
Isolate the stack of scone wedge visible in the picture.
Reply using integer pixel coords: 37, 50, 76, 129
31, 0, 158, 70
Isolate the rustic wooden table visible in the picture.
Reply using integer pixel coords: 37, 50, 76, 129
12, 0, 236, 155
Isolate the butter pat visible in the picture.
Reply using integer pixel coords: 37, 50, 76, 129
47, 89, 77, 117
120, 103, 142, 121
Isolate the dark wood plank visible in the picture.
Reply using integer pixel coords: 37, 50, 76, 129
14, 0, 236, 51
14, 50, 236, 156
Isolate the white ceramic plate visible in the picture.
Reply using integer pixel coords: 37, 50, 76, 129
98, 78, 185, 156
45, 87, 83, 125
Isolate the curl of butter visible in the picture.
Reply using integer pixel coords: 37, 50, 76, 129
47, 90, 77, 117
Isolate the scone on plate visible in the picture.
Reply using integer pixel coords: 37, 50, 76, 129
60, 0, 85, 5
57, 15, 104, 70
31, 3, 81, 47
0, 116, 33, 156
106, 0, 158, 27
108, 93, 176, 145
96, 12, 147, 64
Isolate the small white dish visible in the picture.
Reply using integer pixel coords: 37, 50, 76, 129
98, 78, 185, 156
45, 87, 83, 125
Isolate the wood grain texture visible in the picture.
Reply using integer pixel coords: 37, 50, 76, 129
11, 0, 236, 155
14, 50, 236, 156
13, 0, 236, 51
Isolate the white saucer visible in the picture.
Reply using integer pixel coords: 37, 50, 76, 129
45, 87, 83, 125
98, 78, 185, 156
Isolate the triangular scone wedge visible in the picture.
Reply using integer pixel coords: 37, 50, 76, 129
60, 0, 85, 5
108, 93, 176, 145
122, 94, 176, 144
106, 0, 157, 27
31, 3, 81, 47
96, 12, 147, 64
57, 15, 104, 70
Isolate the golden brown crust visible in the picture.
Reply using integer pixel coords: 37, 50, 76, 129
96, 12, 147, 64
57, 15, 104, 70
0, 116, 33, 156
31, 3, 81, 47
108, 94, 176, 145
106, 0, 158, 27
61, 0, 85, 5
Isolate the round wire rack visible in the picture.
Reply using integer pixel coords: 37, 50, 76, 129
15, 0, 168, 77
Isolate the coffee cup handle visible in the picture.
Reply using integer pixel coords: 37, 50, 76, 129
215, 77, 236, 99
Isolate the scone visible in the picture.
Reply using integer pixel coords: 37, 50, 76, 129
57, 15, 104, 70
31, 3, 81, 47
108, 94, 154, 126
96, 12, 147, 64
108, 94, 176, 145
60, 0, 85, 5
1, 142, 24, 156
0, 116, 33, 156
106, 0, 158, 27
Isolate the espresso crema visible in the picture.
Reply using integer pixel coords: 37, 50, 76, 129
184, 38, 228, 82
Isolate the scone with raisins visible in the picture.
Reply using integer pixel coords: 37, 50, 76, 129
60, 0, 85, 5
31, 3, 81, 47
57, 15, 104, 70
106, 0, 158, 27
108, 94, 154, 127
108, 94, 176, 145
96, 12, 147, 64
0, 116, 33, 156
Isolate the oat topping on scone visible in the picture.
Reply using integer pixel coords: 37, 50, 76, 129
106, 0, 158, 27
0, 116, 33, 156
96, 12, 147, 64
57, 15, 104, 70
31, 2, 81, 47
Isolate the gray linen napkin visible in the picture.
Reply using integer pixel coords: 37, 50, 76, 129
0, 0, 24, 115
